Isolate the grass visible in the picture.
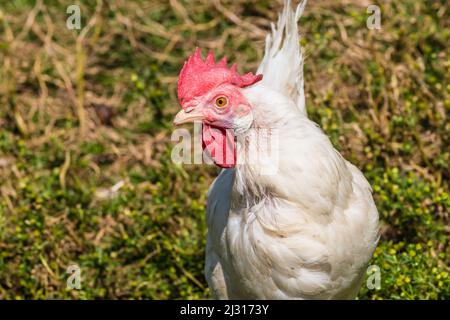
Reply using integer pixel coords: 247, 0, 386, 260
0, 0, 448, 299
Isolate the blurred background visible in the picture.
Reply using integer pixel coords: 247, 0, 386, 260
0, 0, 448, 299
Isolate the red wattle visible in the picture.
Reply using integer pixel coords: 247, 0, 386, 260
202, 124, 236, 168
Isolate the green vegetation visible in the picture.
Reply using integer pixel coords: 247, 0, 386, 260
0, 0, 448, 299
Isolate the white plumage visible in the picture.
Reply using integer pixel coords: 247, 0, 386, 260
204, 0, 379, 299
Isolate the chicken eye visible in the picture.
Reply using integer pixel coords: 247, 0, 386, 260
215, 96, 228, 108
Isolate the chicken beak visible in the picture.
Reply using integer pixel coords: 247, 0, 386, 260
173, 108, 204, 125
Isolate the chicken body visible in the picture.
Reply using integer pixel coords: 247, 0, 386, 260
204, 1, 379, 299
205, 86, 379, 299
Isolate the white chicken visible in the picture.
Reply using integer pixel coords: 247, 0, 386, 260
173, 0, 379, 299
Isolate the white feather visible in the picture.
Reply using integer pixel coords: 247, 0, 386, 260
257, 0, 307, 115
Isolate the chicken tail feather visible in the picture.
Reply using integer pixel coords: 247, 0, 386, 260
257, 0, 308, 115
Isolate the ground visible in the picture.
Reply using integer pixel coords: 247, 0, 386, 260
0, 0, 448, 299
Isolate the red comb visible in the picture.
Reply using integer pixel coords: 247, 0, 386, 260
177, 48, 262, 107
